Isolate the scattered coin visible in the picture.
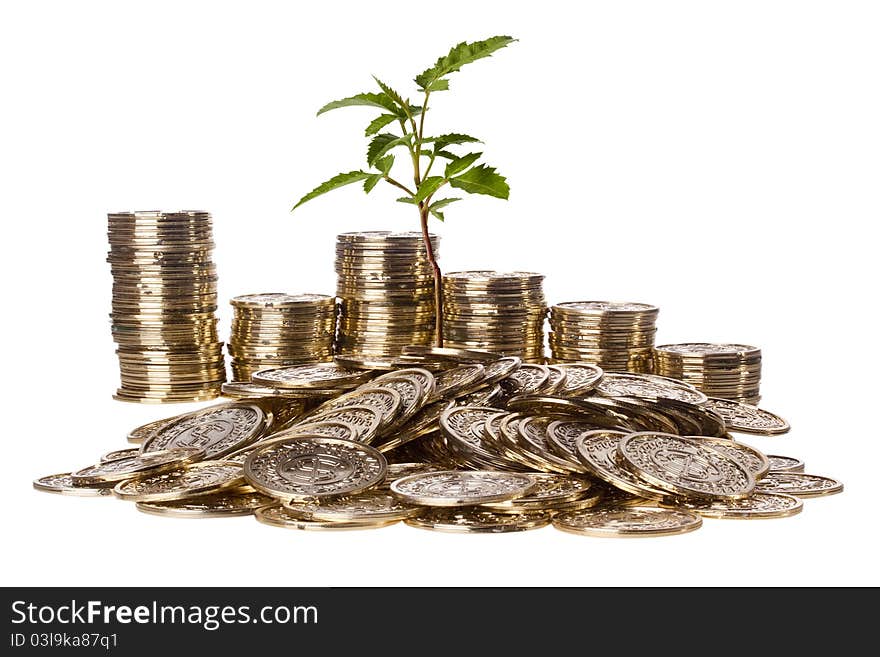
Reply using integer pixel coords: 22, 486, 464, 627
136, 490, 275, 518
33, 473, 114, 497
255, 504, 399, 531
553, 506, 702, 538
686, 435, 771, 479
767, 455, 805, 473
661, 492, 803, 519
434, 364, 486, 399
482, 473, 593, 511
114, 461, 245, 502
553, 363, 604, 396
100, 448, 141, 463
574, 430, 667, 500
253, 363, 373, 390
702, 398, 790, 436
71, 447, 205, 485
391, 470, 535, 507
405, 508, 551, 533
755, 472, 843, 498
284, 488, 421, 522
596, 372, 708, 405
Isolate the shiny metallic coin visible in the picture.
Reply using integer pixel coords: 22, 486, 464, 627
71, 447, 206, 485
33, 473, 115, 497
271, 421, 360, 442
135, 490, 274, 518
574, 430, 667, 499
755, 472, 843, 498
500, 364, 550, 394
255, 504, 399, 531
702, 398, 790, 436
767, 455, 805, 473
434, 364, 486, 399
391, 470, 535, 507
244, 436, 387, 501
661, 492, 803, 519
126, 415, 183, 444
553, 506, 702, 538
686, 435, 771, 479
284, 488, 421, 521
596, 372, 708, 405
482, 473, 593, 510
304, 404, 383, 443
617, 433, 755, 501
253, 363, 373, 389
309, 386, 403, 432
99, 448, 141, 463
405, 508, 551, 533
113, 461, 244, 502
401, 345, 500, 363
554, 363, 604, 396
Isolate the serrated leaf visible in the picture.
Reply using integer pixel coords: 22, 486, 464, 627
426, 133, 482, 151
430, 209, 446, 221
367, 132, 412, 166
428, 197, 461, 211
372, 77, 409, 113
448, 164, 509, 199
374, 155, 394, 176
292, 171, 371, 210
432, 149, 458, 160
414, 176, 446, 203
365, 114, 397, 136
415, 36, 516, 91
363, 174, 383, 193
425, 79, 449, 92
444, 152, 482, 178
396, 196, 417, 204
317, 92, 401, 117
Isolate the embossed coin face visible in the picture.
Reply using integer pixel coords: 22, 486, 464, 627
371, 376, 425, 427
767, 455, 805, 473
596, 373, 708, 405
312, 386, 403, 431
500, 364, 550, 394
755, 472, 843, 498
373, 367, 436, 400
113, 461, 245, 502
141, 403, 269, 460
702, 398, 790, 435
547, 420, 605, 465
434, 364, 486, 399
402, 345, 500, 363
255, 504, 398, 531
305, 405, 383, 443
553, 506, 702, 537
100, 448, 141, 463
253, 363, 373, 390
656, 342, 760, 357
127, 415, 181, 444
686, 436, 770, 479
481, 357, 522, 385
574, 430, 667, 499
273, 421, 360, 442
618, 433, 755, 501
136, 490, 274, 518
405, 508, 551, 533
383, 462, 441, 484
482, 473, 593, 510
71, 447, 206, 485
33, 473, 114, 497
244, 436, 387, 501
662, 492, 803, 519
284, 488, 421, 521
514, 416, 581, 473
555, 363, 604, 396
390, 470, 535, 507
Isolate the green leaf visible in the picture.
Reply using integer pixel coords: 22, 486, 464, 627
426, 133, 482, 151
414, 176, 446, 203
425, 79, 449, 92
415, 36, 516, 91
396, 196, 417, 204
449, 164, 509, 199
374, 155, 394, 175
444, 152, 482, 178
430, 209, 446, 221
317, 93, 400, 116
363, 174, 383, 193
431, 149, 458, 160
428, 197, 461, 211
367, 132, 411, 166
365, 114, 397, 136
292, 171, 372, 210
370, 76, 424, 118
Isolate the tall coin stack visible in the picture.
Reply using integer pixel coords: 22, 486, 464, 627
442, 271, 547, 362
654, 343, 762, 404
228, 293, 336, 382
335, 231, 439, 358
108, 211, 226, 403
548, 301, 658, 372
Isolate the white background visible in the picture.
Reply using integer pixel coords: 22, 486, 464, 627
1, 0, 877, 586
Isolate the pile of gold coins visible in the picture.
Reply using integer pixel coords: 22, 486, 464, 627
228, 293, 336, 382
442, 271, 546, 362
107, 211, 225, 403
335, 232, 439, 359
548, 301, 658, 372
654, 343, 762, 404
37, 351, 842, 537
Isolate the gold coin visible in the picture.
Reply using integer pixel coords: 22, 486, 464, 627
135, 490, 275, 518
661, 492, 803, 519
553, 506, 702, 537
113, 461, 245, 502
755, 472, 843, 498
255, 504, 399, 530
33, 473, 115, 497
405, 508, 551, 533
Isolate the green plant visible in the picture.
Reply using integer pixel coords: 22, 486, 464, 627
292, 36, 516, 346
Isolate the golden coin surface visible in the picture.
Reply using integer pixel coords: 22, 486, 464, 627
500, 364, 550, 394
100, 448, 141, 463
574, 430, 666, 499
618, 433, 755, 501
596, 372, 708, 405
482, 473, 593, 510
702, 398, 790, 435
755, 472, 843, 498
244, 436, 387, 501
434, 364, 486, 399
402, 345, 499, 363
390, 470, 535, 507
271, 421, 360, 442
113, 461, 245, 502
126, 415, 182, 444
252, 363, 373, 389
405, 508, 551, 533
661, 492, 803, 519
33, 473, 115, 497
304, 404, 383, 443
553, 506, 702, 538
284, 488, 421, 521
686, 436, 771, 479
554, 363, 604, 396
255, 504, 398, 531
135, 490, 274, 518
310, 386, 402, 431
373, 367, 437, 400
767, 455, 805, 473
71, 447, 206, 485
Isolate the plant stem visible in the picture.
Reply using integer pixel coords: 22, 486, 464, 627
384, 176, 415, 197
419, 204, 443, 346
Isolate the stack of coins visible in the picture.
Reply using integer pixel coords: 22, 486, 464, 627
335, 231, 439, 358
107, 211, 226, 403
653, 343, 762, 404
228, 293, 337, 382
548, 301, 658, 372
442, 271, 546, 362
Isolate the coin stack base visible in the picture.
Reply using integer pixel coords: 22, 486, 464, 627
654, 343, 762, 404
228, 293, 336, 382
108, 211, 226, 403
442, 271, 546, 362
335, 232, 440, 359
548, 301, 658, 373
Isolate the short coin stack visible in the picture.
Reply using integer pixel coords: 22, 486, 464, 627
442, 271, 546, 362
335, 232, 439, 358
228, 293, 336, 382
654, 343, 762, 404
548, 301, 658, 373
107, 211, 225, 403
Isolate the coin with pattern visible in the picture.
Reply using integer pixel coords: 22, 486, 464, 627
100, 448, 141, 463
33, 473, 114, 497
702, 398, 790, 435
686, 436, 770, 479
71, 447, 206, 485
305, 405, 383, 443
127, 415, 182, 444
272, 421, 360, 442
755, 472, 843, 498
255, 504, 398, 531
244, 436, 387, 501
767, 455, 805, 473
284, 488, 421, 521
574, 430, 667, 499
434, 364, 486, 398
500, 364, 550, 394
662, 492, 803, 519
482, 473, 593, 510
373, 367, 436, 400
596, 373, 708, 405
310, 386, 402, 431
252, 363, 373, 389
554, 363, 604, 396
553, 506, 702, 537
390, 470, 535, 507
405, 508, 551, 533
114, 461, 245, 502
136, 490, 274, 517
